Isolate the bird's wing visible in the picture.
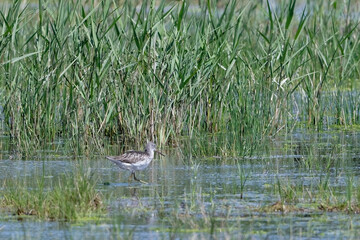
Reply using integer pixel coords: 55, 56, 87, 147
106, 151, 146, 164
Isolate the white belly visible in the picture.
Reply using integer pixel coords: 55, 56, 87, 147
115, 158, 153, 172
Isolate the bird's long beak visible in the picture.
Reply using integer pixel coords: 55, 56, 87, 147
155, 150, 165, 156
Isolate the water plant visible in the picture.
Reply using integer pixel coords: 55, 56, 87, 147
237, 162, 249, 199
0, 0, 359, 153
1, 167, 104, 221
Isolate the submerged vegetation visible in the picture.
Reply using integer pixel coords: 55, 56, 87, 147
0, 0, 359, 152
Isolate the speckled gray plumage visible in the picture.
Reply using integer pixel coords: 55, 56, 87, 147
107, 150, 151, 164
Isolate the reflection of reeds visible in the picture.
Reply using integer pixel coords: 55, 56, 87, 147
1, 0, 360, 154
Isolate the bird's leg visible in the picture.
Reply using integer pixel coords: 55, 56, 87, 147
133, 172, 148, 184
128, 172, 134, 182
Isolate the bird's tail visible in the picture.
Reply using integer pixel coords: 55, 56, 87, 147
106, 156, 118, 164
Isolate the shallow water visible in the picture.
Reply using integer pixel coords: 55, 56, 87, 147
1, 130, 360, 239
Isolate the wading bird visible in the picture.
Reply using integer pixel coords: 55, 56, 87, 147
106, 141, 164, 184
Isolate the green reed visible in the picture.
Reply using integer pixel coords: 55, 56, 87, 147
237, 162, 249, 199
0, 0, 359, 152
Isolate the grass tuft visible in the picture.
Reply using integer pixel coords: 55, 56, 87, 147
1, 168, 104, 221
